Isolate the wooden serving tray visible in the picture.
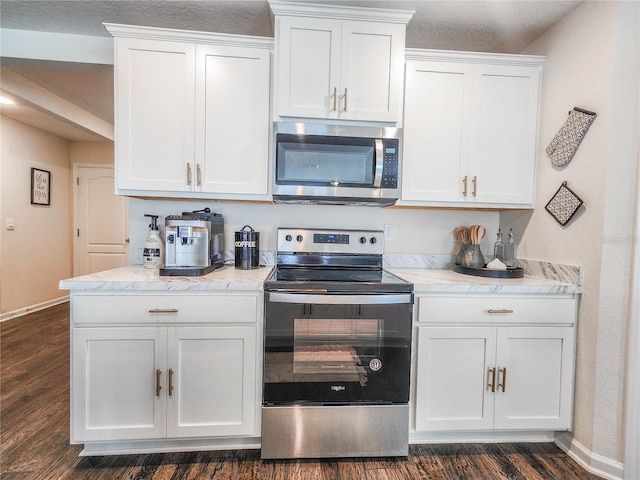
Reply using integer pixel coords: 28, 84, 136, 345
453, 263, 524, 279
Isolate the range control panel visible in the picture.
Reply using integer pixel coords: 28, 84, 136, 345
277, 228, 384, 255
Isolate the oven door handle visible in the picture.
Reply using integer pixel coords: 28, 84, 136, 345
268, 292, 412, 305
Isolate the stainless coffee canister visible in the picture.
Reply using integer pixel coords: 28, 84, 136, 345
235, 225, 259, 269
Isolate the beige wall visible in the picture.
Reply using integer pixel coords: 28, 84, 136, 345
0, 116, 73, 316
503, 0, 640, 466
70, 141, 114, 165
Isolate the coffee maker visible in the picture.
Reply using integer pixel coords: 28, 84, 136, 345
159, 209, 224, 276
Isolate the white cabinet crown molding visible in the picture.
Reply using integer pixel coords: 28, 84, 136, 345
103, 23, 273, 49
405, 48, 545, 67
268, 0, 414, 24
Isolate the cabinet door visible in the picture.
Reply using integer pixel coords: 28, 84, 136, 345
115, 38, 195, 192
415, 326, 496, 431
195, 45, 270, 195
275, 16, 341, 119
493, 326, 575, 430
468, 64, 540, 205
72, 327, 167, 441
166, 326, 257, 438
402, 61, 474, 202
339, 21, 405, 122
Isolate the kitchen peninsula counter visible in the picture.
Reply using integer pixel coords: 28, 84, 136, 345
59, 265, 272, 292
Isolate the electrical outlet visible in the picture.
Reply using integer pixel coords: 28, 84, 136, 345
384, 224, 396, 241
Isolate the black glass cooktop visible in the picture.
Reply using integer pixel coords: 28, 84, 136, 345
264, 267, 412, 293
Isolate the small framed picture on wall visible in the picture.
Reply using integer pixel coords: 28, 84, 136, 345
31, 168, 51, 206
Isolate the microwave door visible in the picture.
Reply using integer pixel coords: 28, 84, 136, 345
276, 139, 375, 187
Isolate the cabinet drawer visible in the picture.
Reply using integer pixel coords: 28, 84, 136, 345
72, 294, 260, 325
417, 295, 576, 325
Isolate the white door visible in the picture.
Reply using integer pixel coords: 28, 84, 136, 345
74, 164, 129, 276
468, 64, 540, 205
275, 16, 341, 119
415, 326, 496, 431
115, 37, 195, 192
402, 61, 474, 202
166, 326, 257, 438
195, 44, 270, 195
340, 21, 404, 122
71, 327, 167, 442
493, 326, 575, 430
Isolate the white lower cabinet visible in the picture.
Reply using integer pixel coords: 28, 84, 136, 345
413, 295, 577, 434
71, 293, 260, 445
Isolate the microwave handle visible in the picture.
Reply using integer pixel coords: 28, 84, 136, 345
373, 139, 384, 188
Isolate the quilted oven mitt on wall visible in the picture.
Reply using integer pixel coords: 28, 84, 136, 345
546, 107, 597, 167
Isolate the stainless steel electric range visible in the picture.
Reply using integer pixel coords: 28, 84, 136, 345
261, 228, 413, 459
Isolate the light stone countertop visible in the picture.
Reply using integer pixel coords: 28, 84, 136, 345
60, 264, 581, 295
59, 265, 273, 291
388, 268, 581, 295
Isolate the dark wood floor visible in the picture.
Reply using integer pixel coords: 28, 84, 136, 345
1, 302, 600, 480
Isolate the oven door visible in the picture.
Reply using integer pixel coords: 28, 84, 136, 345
263, 292, 413, 405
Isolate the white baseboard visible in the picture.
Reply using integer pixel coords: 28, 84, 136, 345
555, 432, 624, 480
0, 296, 69, 322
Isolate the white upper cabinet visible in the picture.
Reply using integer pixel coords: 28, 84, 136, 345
401, 50, 543, 208
106, 24, 272, 200
195, 44, 270, 196
114, 37, 196, 193
270, 1, 413, 124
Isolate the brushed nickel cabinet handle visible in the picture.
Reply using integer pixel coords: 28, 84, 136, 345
462, 176, 468, 196
487, 309, 514, 314
343, 88, 348, 112
196, 164, 202, 186
332, 87, 337, 112
472, 175, 477, 196
498, 367, 507, 392
168, 368, 174, 397
488, 367, 496, 393
148, 308, 179, 314
155, 369, 162, 397
186, 163, 192, 186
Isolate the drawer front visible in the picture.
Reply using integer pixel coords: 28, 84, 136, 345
72, 293, 260, 325
416, 294, 576, 325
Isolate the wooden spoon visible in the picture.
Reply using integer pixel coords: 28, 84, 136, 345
477, 225, 486, 242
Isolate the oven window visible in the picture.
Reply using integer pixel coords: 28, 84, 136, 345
263, 299, 412, 405
293, 318, 381, 384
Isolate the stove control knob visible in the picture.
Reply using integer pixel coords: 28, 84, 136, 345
285, 234, 292, 242
296, 235, 303, 242
370, 237, 377, 244
359, 236, 367, 244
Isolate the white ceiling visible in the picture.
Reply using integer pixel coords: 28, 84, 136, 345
0, 0, 583, 141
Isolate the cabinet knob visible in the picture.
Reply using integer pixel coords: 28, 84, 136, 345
472, 175, 477, 197
186, 163, 192, 186
462, 176, 468, 196
343, 88, 348, 112
487, 309, 514, 314
332, 87, 337, 112
148, 308, 179, 314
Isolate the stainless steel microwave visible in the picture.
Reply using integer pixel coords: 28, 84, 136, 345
272, 123, 402, 206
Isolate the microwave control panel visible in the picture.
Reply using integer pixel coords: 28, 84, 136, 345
381, 139, 399, 188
